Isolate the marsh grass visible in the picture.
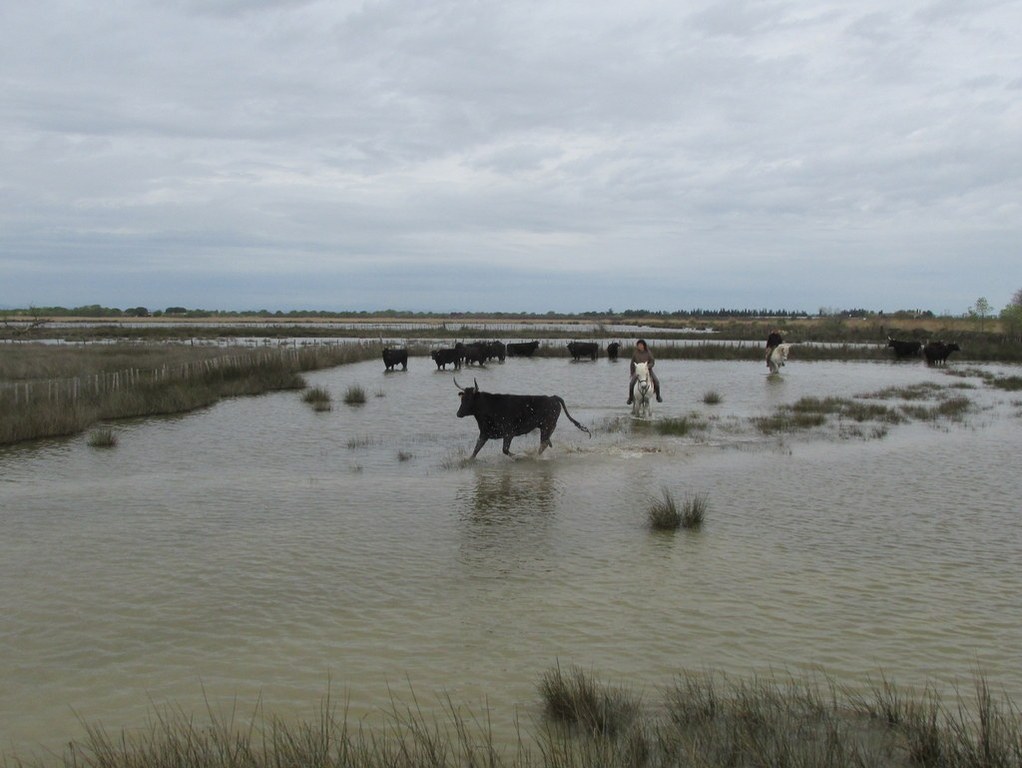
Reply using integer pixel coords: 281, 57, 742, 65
346, 435, 376, 450
681, 493, 707, 528
397, 450, 414, 462
1, 343, 378, 445
702, 390, 722, 405
647, 488, 681, 530
9, 667, 1022, 768
343, 385, 367, 405
539, 664, 640, 737
655, 416, 706, 436
302, 387, 331, 405
753, 410, 828, 434
756, 396, 908, 435
647, 489, 706, 531
86, 428, 117, 448
989, 375, 1022, 391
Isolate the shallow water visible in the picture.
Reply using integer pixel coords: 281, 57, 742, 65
2, 357, 1021, 758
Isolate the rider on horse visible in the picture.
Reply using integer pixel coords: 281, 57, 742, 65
627, 339, 663, 404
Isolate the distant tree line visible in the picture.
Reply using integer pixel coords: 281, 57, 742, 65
3, 302, 1016, 323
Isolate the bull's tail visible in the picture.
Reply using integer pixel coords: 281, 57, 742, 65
555, 396, 592, 438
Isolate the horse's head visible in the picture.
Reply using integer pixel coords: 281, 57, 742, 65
634, 361, 650, 381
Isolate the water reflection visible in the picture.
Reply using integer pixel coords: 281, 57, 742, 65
456, 461, 560, 567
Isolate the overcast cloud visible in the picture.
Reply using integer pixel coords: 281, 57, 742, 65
1, 0, 1019, 313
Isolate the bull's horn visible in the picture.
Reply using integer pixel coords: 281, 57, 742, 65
474, 378, 479, 391
453, 377, 465, 391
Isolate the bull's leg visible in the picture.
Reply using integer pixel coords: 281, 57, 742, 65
470, 435, 489, 459
502, 436, 514, 455
468, 435, 490, 460
539, 421, 556, 453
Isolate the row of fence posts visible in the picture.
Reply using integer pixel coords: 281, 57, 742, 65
1, 347, 314, 410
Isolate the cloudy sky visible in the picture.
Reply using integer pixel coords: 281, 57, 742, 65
1, 0, 1019, 314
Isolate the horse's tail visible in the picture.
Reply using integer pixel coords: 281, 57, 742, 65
555, 396, 592, 438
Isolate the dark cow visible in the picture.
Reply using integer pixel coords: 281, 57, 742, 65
382, 347, 408, 371
607, 342, 621, 361
457, 342, 487, 366
431, 347, 462, 370
887, 337, 923, 358
923, 341, 960, 366
455, 378, 592, 459
506, 340, 540, 357
481, 340, 506, 362
567, 341, 598, 361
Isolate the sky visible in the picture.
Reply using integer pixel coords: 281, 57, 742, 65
1, 0, 1020, 315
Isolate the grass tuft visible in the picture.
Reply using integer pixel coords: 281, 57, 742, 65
655, 416, 705, 436
681, 493, 707, 528
302, 386, 331, 404
648, 488, 682, 530
87, 428, 117, 448
539, 663, 639, 737
343, 385, 367, 405
648, 489, 706, 531
702, 390, 723, 405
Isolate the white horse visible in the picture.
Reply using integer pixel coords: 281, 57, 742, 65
632, 361, 653, 417
767, 343, 792, 374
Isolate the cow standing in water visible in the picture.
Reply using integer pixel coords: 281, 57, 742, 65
455, 378, 591, 459
923, 341, 960, 366
382, 348, 408, 371
887, 337, 923, 359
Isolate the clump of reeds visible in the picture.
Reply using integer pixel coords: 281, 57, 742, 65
87, 428, 117, 448
753, 411, 827, 434
647, 489, 707, 531
302, 386, 331, 404
656, 416, 703, 436
343, 385, 367, 405
681, 493, 707, 528
648, 488, 681, 530
539, 663, 639, 737
702, 390, 722, 405
302, 387, 332, 411
397, 450, 413, 462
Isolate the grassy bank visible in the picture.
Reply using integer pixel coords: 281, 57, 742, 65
0, 343, 379, 445
7, 666, 1020, 768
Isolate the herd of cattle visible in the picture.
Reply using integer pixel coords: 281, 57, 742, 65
380, 336, 964, 459
383, 337, 963, 372
887, 337, 961, 366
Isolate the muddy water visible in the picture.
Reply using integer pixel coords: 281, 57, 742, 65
2, 357, 1021, 758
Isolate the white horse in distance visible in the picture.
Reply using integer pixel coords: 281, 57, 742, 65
767, 343, 793, 374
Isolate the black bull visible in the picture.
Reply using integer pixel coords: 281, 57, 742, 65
455, 379, 591, 458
